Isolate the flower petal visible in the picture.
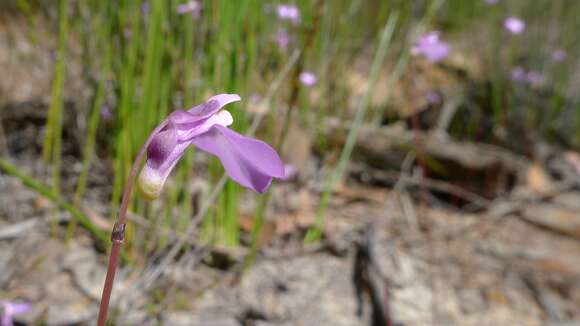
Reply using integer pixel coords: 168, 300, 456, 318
138, 141, 189, 200
412, 31, 449, 63
10, 303, 31, 315
146, 127, 178, 168
192, 94, 242, 115
1, 314, 13, 326
191, 125, 284, 193
138, 127, 191, 200
169, 94, 241, 125
174, 110, 234, 142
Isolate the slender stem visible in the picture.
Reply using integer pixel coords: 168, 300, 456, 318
96, 231, 122, 326
244, 1, 324, 264
96, 120, 167, 326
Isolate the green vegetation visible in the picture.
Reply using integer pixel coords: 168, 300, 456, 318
3, 0, 580, 265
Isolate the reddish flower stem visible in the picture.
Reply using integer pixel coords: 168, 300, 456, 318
97, 120, 168, 326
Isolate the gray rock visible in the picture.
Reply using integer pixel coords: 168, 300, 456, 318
238, 254, 364, 325
162, 311, 239, 326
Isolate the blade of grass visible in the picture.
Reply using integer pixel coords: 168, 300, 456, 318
67, 5, 113, 243
43, 0, 68, 237
0, 158, 108, 245
305, 12, 399, 243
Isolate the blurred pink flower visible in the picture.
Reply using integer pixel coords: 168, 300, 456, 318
49, 50, 57, 62
511, 67, 544, 87
176, 1, 201, 19
141, 1, 150, 15
277, 4, 300, 24
526, 71, 544, 87
1, 300, 31, 326
426, 91, 442, 105
123, 27, 132, 39
249, 92, 262, 104
551, 49, 567, 62
276, 29, 290, 49
299, 71, 317, 86
100, 105, 113, 121
485, 0, 499, 4
411, 32, 450, 63
511, 66, 526, 82
504, 17, 525, 34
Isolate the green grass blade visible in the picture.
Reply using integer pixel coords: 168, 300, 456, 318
305, 12, 399, 243
0, 158, 108, 245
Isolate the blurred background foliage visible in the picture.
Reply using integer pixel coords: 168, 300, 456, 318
2, 0, 580, 261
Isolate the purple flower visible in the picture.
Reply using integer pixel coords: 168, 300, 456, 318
176, 1, 201, 19
551, 49, 567, 62
411, 32, 450, 63
511, 67, 544, 87
1, 300, 31, 326
277, 4, 300, 24
49, 49, 57, 62
123, 27, 132, 39
276, 29, 290, 50
485, 0, 499, 4
141, 1, 150, 15
504, 16, 525, 34
249, 92, 262, 104
137, 94, 285, 199
511, 66, 526, 82
426, 91, 442, 105
299, 71, 317, 86
526, 71, 544, 87
100, 105, 113, 121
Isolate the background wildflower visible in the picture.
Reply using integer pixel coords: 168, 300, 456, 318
504, 17, 525, 34
176, 1, 201, 19
100, 105, 112, 121
122, 27, 132, 39
141, 1, 150, 15
1, 300, 31, 326
426, 91, 443, 105
526, 71, 544, 87
411, 31, 450, 63
511, 66, 527, 82
511, 67, 544, 87
299, 71, 317, 86
551, 49, 567, 62
276, 29, 290, 50
277, 4, 300, 24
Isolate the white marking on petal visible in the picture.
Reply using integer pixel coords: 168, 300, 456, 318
174, 110, 235, 141
214, 110, 234, 127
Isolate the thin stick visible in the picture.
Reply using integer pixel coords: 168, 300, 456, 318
96, 120, 167, 326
